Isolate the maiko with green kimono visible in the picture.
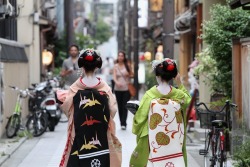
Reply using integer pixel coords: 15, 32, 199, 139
130, 58, 191, 167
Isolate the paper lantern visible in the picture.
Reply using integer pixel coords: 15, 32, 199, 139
42, 50, 53, 65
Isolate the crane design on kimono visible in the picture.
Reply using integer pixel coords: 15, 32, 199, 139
81, 115, 101, 126
80, 136, 98, 151
82, 93, 101, 109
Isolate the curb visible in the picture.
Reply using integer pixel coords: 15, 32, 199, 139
0, 137, 27, 166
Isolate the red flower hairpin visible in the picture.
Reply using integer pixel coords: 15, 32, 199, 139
84, 49, 94, 61
167, 64, 175, 71
165, 59, 175, 71
85, 56, 94, 61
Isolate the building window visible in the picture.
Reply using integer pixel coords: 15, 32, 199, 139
0, 0, 17, 40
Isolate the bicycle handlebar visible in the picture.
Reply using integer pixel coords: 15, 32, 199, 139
195, 100, 237, 113
9, 85, 34, 98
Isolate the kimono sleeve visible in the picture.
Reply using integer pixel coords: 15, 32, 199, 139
56, 89, 69, 104
107, 88, 117, 118
56, 89, 74, 118
178, 85, 192, 114
132, 93, 151, 136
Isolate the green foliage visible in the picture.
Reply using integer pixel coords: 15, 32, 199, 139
17, 130, 33, 139
95, 20, 112, 44
145, 61, 157, 89
53, 33, 96, 70
197, 4, 250, 97
233, 140, 250, 167
75, 33, 96, 49
53, 33, 67, 69
194, 48, 218, 91
53, 19, 112, 68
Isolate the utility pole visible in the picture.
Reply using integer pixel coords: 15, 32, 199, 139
133, 0, 139, 99
163, 0, 174, 59
64, 0, 75, 48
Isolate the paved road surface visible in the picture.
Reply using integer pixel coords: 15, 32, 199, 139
1, 111, 202, 167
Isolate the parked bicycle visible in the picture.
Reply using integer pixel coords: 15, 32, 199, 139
5, 86, 31, 138
196, 100, 237, 167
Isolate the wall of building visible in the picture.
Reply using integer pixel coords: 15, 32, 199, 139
175, 0, 193, 88
0, 62, 29, 137
241, 43, 250, 131
0, 0, 40, 137
17, 0, 41, 85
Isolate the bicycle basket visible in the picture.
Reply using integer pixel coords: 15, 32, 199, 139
196, 108, 226, 129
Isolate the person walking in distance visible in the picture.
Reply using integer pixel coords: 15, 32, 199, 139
60, 44, 80, 88
113, 51, 133, 130
56, 49, 122, 167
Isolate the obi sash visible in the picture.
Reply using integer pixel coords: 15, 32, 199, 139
147, 98, 185, 167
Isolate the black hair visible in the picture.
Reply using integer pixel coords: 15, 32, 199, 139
78, 49, 102, 72
68, 44, 79, 51
155, 59, 178, 82
117, 50, 130, 73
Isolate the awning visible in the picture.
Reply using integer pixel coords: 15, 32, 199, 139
0, 38, 28, 62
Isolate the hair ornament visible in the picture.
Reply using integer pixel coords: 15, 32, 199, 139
85, 55, 94, 61
151, 60, 162, 70
167, 64, 175, 71
151, 58, 176, 70
79, 48, 97, 61
165, 58, 175, 71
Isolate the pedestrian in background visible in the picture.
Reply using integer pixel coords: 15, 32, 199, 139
113, 51, 133, 130
60, 44, 80, 89
130, 58, 191, 167
56, 49, 122, 167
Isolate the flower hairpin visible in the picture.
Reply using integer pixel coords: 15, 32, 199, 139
85, 50, 94, 61
165, 59, 175, 71
79, 48, 95, 61
151, 58, 176, 70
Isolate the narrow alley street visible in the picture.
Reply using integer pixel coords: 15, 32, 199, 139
1, 111, 204, 167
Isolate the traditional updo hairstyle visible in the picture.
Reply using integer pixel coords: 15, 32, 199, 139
154, 59, 178, 82
78, 49, 102, 72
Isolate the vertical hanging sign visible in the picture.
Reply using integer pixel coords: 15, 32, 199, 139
138, 0, 148, 28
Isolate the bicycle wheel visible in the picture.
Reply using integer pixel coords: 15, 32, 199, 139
6, 114, 21, 138
26, 111, 48, 137
216, 136, 227, 167
204, 134, 213, 167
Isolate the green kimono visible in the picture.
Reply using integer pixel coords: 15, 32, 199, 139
130, 85, 191, 167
